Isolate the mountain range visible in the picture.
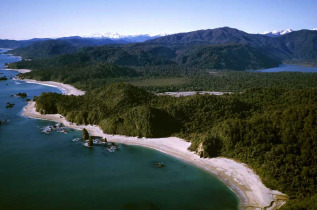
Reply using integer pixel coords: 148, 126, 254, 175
5, 27, 317, 70
0, 33, 166, 50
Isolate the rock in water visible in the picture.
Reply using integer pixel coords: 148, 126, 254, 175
155, 162, 165, 168
82, 128, 89, 140
88, 136, 93, 147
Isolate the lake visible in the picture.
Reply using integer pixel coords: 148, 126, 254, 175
254, 64, 317, 73
0, 51, 238, 209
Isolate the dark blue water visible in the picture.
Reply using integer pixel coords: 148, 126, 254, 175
0, 51, 239, 209
254, 64, 317, 73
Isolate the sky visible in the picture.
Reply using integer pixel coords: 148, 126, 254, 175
1, 0, 316, 40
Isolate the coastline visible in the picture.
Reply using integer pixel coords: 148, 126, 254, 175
7, 67, 288, 209
22, 79, 85, 96
2, 68, 85, 96
22, 102, 288, 209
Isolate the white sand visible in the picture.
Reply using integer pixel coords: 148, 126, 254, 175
23, 79, 85, 96
157, 91, 231, 97
14, 67, 287, 209
4, 68, 31, 73
2, 68, 85, 96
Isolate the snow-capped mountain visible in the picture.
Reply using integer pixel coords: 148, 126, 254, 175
263, 28, 317, 37
86, 32, 124, 39
82, 32, 168, 42
263, 29, 294, 37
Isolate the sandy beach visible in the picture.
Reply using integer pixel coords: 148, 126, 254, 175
4, 68, 31, 73
23, 79, 85, 96
9, 67, 288, 209
2, 68, 85, 96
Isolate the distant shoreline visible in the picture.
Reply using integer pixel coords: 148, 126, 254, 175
2, 68, 85, 96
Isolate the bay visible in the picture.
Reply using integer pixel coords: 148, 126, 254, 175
0, 51, 238, 210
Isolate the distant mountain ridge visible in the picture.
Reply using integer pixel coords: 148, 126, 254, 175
82, 32, 167, 42
0, 33, 166, 50
7, 26, 317, 69
146, 27, 317, 61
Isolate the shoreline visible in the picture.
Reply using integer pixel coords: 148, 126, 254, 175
7, 67, 287, 209
2, 68, 85, 96
22, 78, 85, 96
22, 102, 288, 209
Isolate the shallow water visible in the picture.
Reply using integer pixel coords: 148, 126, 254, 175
0, 52, 239, 209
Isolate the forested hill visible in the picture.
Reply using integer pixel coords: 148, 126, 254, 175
10, 40, 78, 59
8, 37, 128, 59
0, 38, 50, 49
11, 42, 280, 70
146, 27, 317, 61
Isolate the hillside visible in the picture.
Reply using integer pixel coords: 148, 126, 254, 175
8, 37, 127, 59
9, 42, 280, 72
10, 40, 78, 59
0, 38, 49, 49
147, 27, 317, 62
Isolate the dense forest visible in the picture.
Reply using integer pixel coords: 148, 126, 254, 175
34, 84, 316, 209
11, 57, 317, 92
9, 42, 280, 73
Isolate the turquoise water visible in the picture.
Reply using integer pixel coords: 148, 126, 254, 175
254, 64, 317, 73
0, 52, 239, 209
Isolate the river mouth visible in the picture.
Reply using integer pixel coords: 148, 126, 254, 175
0, 54, 239, 209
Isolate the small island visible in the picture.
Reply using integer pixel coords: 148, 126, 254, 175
16, 92, 27, 98
6, 102, 15, 108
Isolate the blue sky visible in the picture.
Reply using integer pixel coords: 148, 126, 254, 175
1, 0, 316, 40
